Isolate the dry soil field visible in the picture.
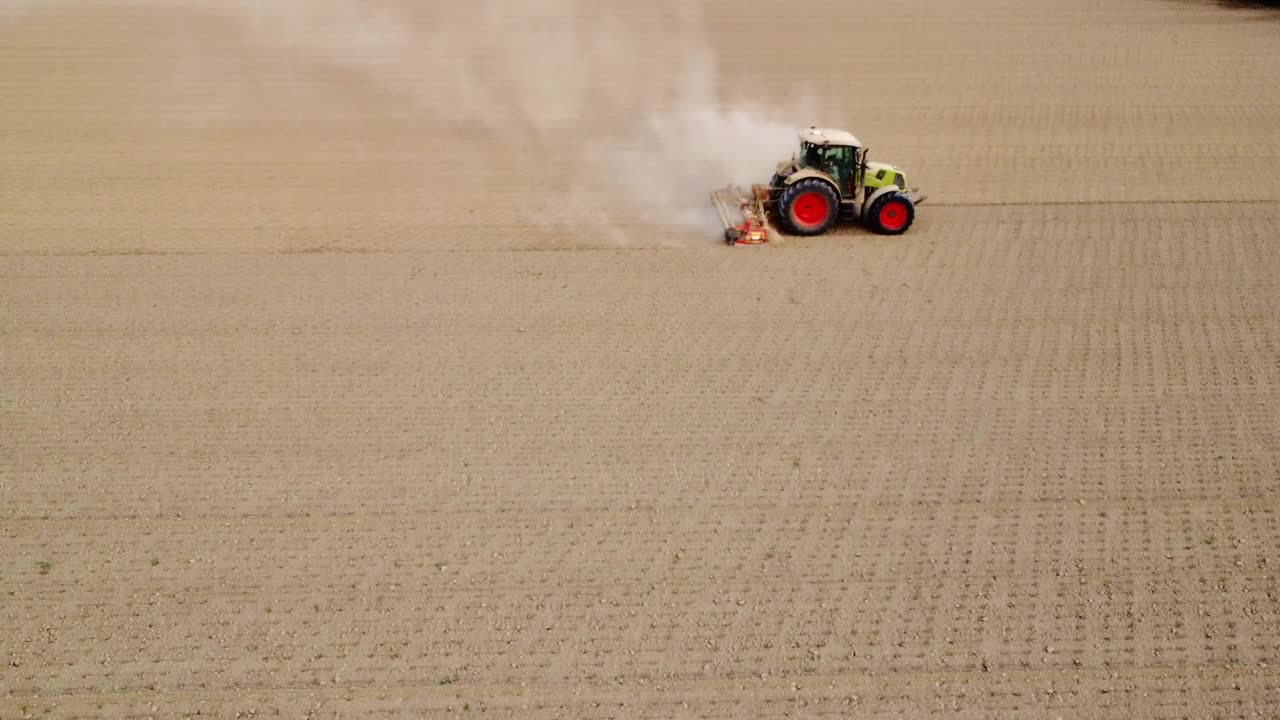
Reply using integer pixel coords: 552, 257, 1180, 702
3, 0, 1280, 718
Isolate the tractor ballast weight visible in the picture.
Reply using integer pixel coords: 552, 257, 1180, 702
712, 127, 925, 242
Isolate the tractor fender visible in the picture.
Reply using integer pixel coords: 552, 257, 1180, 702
782, 168, 840, 196
862, 184, 904, 220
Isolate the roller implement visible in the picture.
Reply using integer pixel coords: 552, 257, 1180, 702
711, 127, 926, 243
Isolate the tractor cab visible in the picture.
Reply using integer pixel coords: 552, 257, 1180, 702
799, 140, 862, 198
776, 128, 866, 197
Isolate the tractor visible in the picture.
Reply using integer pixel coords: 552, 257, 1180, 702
712, 127, 925, 243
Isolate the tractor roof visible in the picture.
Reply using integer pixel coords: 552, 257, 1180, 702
799, 127, 861, 148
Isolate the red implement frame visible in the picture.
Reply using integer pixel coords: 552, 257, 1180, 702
710, 184, 780, 246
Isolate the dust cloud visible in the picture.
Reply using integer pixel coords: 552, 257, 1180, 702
5, 0, 819, 238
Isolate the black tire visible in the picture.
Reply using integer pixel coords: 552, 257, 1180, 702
725, 228, 741, 245
865, 192, 915, 236
778, 179, 839, 236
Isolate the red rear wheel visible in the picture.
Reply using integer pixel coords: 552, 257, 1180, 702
779, 179, 839, 235
792, 191, 831, 227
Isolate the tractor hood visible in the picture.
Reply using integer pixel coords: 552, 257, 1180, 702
864, 161, 908, 190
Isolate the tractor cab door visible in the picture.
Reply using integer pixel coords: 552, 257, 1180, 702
819, 145, 856, 197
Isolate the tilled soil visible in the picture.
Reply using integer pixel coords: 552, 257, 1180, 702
3, 0, 1279, 717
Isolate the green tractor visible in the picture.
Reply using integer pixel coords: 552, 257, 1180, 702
767, 127, 925, 236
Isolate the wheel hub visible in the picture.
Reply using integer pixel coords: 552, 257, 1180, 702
792, 192, 830, 227
879, 201, 908, 231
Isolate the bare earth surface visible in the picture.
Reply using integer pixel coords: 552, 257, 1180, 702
3, 0, 1280, 717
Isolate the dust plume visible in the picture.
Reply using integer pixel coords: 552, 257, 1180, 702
215, 0, 819, 237
6, 0, 821, 240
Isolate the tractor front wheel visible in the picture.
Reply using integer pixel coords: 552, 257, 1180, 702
866, 192, 915, 235
779, 179, 838, 236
